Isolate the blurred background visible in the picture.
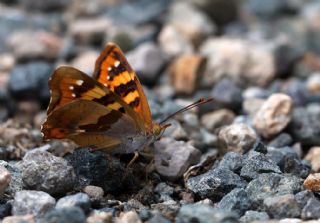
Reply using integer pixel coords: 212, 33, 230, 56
0, 0, 319, 156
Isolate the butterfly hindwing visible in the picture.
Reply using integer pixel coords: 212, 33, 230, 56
93, 43, 153, 130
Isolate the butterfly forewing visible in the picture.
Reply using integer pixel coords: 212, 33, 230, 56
93, 43, 153, 130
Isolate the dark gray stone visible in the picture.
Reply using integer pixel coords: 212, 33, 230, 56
8, 62, 53, 101
21, 149, 75, 195
284, 78, 309, 106
154, 183, 174, 202
252, 141, 268, 154
39, 207, 86, 223
186, 167, 247, 201
301, 197, 320, 220
217, 152, 243, 174
56, 193, 91, 214
217, 188, 251, 216
21, 0, 71, 11
12, 190, 55, 217
245, 0, 286, 18
245, 173, 303, 205
211, 78, 243, 110
176, 204, 238, 223
147, 212, 172, 223
240, 151, 281, 181
289, 106, 320, 146
294, 190, 315, 208
263, 194, 301, 219
239, 211, 269, 223
268, 133, 293, 148
0, 202, 11, 219
65, 148, 128, 193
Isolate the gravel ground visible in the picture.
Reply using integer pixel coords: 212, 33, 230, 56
0, 0, 320, 222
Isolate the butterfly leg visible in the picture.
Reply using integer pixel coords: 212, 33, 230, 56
121, 152, 139, 181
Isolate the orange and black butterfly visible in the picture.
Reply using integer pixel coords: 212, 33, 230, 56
41, 43, 211, 154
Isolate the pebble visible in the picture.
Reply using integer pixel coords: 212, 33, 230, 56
158, 25, 194, 58
20, 0, 70, 11
243, 98, 265, 117
176, 204, 238, 223
218, 123, 257, 154
86, 211, 113, 223
240, 151, 282, 181
65, 148, 127, 193
216, 188, 251, 216
304, 147, 320, 172
268, 133, 293, 148
167, 2, 215, 44
0, 166, 11, 198
201, 109, 235, 132
70, 17, 111, 45
218, 152, 243, 173
200, 38, 275, 87
126, 42, 165, 84
151, 200, 180, 220
169, 54, 205, 95
115, 211, 142, 223
245, 173, 303, 205
8, 62, 53, 101
56, 193, 91, 214
39, 207, 86, 223
263, 194, 301, 219
253, 93, 293, 138
83, 185, 104, 202
146, 212, 172, 223
70, 51, 100, 75
303, 173, 320, 192
186, 167, 247, 202
0, 161, 23, 198
239, 211, 270, 222
0, 202, 12, 219
12, 190, 55, 217
7, 30, 62, 61
301, 197, 320, 220
295, 190, 314, 209
306, 73, 320, 93
21, 149, 75, 195
2, 214, 35, 223
154, 138, 201, 180
211, 78, 243, 109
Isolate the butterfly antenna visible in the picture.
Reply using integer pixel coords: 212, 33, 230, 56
159, 98, 213, 125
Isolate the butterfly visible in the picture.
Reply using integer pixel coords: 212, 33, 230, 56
41, 43, 212, 154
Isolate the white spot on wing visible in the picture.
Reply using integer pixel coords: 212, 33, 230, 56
108, 67, 112, 71
76, 80, 84, 85
69, 86, 74, 90
107, 76, 110, 80
71, 93, 76, 97
114, 61, 120, 67
104, 83, 108, 87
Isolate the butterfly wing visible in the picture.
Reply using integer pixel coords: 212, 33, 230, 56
42, 99, 140, 149
92, 43, 153, 130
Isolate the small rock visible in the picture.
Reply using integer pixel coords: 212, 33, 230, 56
39, 207, 86, 223
303, 173, 320, 192
217, 188, 251, 216
126, 42, 165, 85
167, 2, 215, 44
65, 148, 127, 193
301, 197, 320, 220
70, 17, 111, 45
201, 109, 235, 132
151, 200, 180, 220
86, 211, 113, 223
200, 38, 275, 87
239, 211, 269, 223
154, 182, 174, 202
306, 73, 320, 93
146, 212, 171, 223
304, 146, 320, 172
289, 105, 320, 146
176, 204, 238, 223
158, 25, 194, 58
0, 202, 11, 219
240, 151, 282, 181
115, 211, 142, 223
123, 199, 146, 213
2, 214, 35, 223
20, 0, 70, 11
0, 161, 23, 197
218, 123, 257, 154
169, 54, 205, 94
253, 93, 293, 138
56, 193, 91, 214
252, 141, 268, 154
83, 185, 104, 202
218, 152, 243, 173
186, 167, 247, 201
294, 190, 315, 208
0, 53, 14, 71
283, 78, 308, 106
154, 138, 201, 180
243, 98, 266, 117
246, 173, 303, 205
8, 62, 53, 101
12, 190, 55, 217
269, 133, 293, 148
0, 166, 11, 198
211, 79, 243, 109
263, 194, 301, 219
71, 51, 100, 75
7, 30, 62, 61
21, 149, 75, 195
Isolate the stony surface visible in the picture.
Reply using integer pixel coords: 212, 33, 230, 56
21, 149, 75, 195
12, 190, 55, 218
39, 207, 86, 223
56, 193, 91, 214
0, 166, 11, 198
